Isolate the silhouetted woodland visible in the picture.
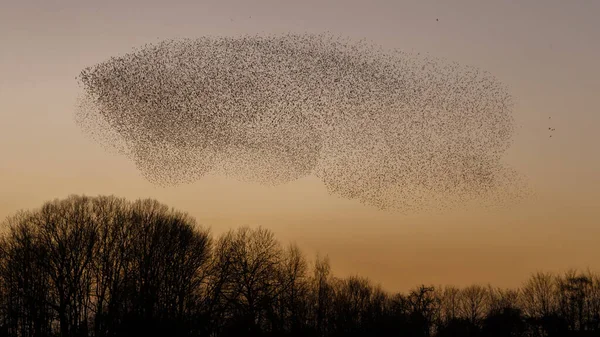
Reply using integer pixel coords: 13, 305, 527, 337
1, 195, 599, 337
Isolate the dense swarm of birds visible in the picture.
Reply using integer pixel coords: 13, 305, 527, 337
75, 33, 529, 213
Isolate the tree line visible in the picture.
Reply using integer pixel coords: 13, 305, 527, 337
0, 195, 599, 337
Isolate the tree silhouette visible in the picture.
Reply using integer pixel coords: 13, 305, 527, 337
0, 195, 599, 337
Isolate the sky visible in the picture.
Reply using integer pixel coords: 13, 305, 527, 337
0, 0, 599, 292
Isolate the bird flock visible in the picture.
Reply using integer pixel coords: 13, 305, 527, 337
548, 117, 556, 138
75, 33, 529, 213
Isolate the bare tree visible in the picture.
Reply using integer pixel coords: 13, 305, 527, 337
89, 196, 135, 337
209, 226, 282, 335
3, 194, 600, 337
521, 272, 558, 319
271, 243, 309, 334
439, 285, 461, 324
406, 285, 441, 337
556, 269, 596, 332
329, 275, 374, 334
310, 254, 333, 337
0, 212, 53, 337
487, 286, 521, 314
458, 285, 489, 327
33, 196, 99, 337
0, 195, 212, 337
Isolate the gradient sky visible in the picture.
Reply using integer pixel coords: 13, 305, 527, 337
1, 0, 599, 292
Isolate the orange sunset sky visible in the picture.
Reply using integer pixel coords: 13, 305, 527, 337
0, 0, 599, 292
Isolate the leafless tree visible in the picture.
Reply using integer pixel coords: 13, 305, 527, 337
0, 212, 53, 337
310, 254, 333, 337
0, 195, 211, 337
555, 269, 599, 332
2, 195, 600, 337
271, 243, 309, 334
402, 285, 441, 336
458, 284, 489, 326
439, 285, 461, 324
487, 286, 521, 314
209, 226, 282, 334
521, 272, 558, 319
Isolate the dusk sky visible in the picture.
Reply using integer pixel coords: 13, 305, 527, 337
1, 0, 599, 292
